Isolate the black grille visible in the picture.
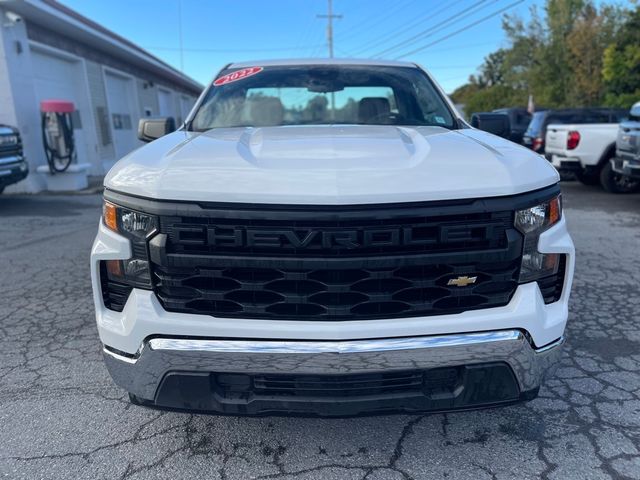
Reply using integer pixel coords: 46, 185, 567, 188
214, 367, 462, 399
0, 131, 22, 158
100, 262, 132, 312
0, 145, 22, 158
152, 363, 522, 414
146, 200, 525, 320
159, 210, 513, 257
152, 259, 520, 320
537, 255, 567, 304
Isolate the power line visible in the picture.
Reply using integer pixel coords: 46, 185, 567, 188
423, 41, 498, 53
427, 65, 482, 69
145, 45, 326, 53
334, 0, 416, 43
294, 7, 321, 55
371, 0, 493, 58
370, 0, 492, 58
306, 28, 326, 58
359, 41, 499, 58
394, 0, 525, 59
334, 45, 352, 57
309, 30, 328, 58
348, 1, 454, 57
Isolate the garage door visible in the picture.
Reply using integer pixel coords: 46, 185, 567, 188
30, 48, 92, 168
158, 88, 174, 118
179, 94, 194, 126
104, 71, 139, 160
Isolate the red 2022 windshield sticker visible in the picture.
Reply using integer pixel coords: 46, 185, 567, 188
213, 66, 263, 86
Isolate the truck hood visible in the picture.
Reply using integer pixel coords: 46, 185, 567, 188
105, 125, 559, 204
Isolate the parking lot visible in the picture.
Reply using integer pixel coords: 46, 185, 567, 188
0, 183, 639, 480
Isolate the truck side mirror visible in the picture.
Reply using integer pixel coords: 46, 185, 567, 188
470, 113, 511, 139
138, 117, 176, 142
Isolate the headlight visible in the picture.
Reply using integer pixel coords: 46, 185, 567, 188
514, 196, 561, 234
102, 200, 157, 288
0, 134, 18, 146
103, 201, 157, 239
515, 195, 562, 283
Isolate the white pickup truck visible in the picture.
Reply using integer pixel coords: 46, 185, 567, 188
91, 59, 574, 416
545, 120, 639, 193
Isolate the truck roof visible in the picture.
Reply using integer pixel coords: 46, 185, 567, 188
228, 58, 417, 69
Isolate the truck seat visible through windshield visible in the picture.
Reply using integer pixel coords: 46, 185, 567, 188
358, 97, 391, 124
249, 97, 284, 127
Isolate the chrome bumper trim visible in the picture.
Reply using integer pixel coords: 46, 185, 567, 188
103, 330, 565, 402
146, 330, 522, 355
0, 155, 24, 167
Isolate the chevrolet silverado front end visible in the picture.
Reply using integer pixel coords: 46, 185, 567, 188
91, 60, 574, 416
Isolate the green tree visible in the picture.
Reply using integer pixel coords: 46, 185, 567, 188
450, 82, 481, 106
451, 0, 638, 117
565, 4, 621, 105
451, 50, 525, 115
541, 0, 587, 105
463, 85, 526, 116
602, 7, 640, 107
472, 50, 508, 88
501, 7, 546, 89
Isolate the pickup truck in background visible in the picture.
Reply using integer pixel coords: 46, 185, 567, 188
545, 116, 640, 193
523, 108, 627, 155
612, 102, 640, 184
0, 125, 28, 194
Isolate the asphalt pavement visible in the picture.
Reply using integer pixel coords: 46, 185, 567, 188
1, 183, 640, 480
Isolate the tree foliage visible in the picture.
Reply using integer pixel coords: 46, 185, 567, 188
450, 0, 640, 116
602, 7, 640, 107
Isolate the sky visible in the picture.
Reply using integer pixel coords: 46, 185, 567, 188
59, 0, 541, 93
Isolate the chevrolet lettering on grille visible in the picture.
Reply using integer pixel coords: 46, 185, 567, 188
169, 223, 502, 250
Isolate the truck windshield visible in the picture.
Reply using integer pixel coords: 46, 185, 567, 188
189, 65, 456, 131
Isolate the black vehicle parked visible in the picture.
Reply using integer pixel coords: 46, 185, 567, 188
522, 108, 628, 154
0, 125, 28, 194
492, 108, 534, 144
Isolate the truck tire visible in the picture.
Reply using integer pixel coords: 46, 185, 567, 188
600, 161, 640, 193
575, 169, 600, 186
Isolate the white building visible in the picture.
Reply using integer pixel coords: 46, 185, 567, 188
0, 0, 202, 192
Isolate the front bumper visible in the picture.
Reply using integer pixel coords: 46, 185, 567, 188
611, 157, 640, 179
104, 330, 564, 416
547, 154, 583, 174
0, 156, 28, 188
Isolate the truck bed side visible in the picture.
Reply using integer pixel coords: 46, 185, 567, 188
545, 123, 619, 167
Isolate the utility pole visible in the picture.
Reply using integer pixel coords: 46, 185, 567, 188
317, 0, 342, 58
178, 0, 184, 71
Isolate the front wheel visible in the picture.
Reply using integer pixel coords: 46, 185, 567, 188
600, 161, 640, 193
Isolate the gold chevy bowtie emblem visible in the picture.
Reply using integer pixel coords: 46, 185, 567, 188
447, 276, 478, 287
